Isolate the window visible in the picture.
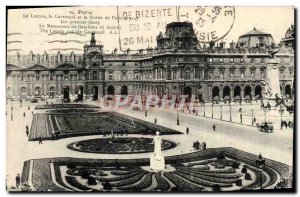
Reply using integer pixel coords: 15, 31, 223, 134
289, 67, 294, 75
220, 58, 223, 63
219, 68, 225, 79
279, 67, 285, 74
240, 68, 245, 79
229, 68, 235, 77
121, 70, 127, 80
109, 73, 113, 80
93, 71, 98, 80
209, 58, 213, 63
172, 69, 177, 80
250, 68, 256, 77
185, 68, 191, 80
230, 58, 234, 63
199, 69, 203, 79
260, 67, 266, 78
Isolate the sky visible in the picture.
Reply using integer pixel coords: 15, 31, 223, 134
7, 6, 294, 55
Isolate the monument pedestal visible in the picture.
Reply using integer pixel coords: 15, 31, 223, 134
150, 154, 165, 171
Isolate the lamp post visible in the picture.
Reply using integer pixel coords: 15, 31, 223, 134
145, 109, 147, 117
229, 106, 232, 122
255, 153, 265, 190
212, 103, 214, 118
220, 105, 222, 120
203, 103, 206, 117
252, 109, 254, 125
278, 105, 284, 130
263, 107, 268, 123
240, 108, 243, 124
177, 109, 180, 125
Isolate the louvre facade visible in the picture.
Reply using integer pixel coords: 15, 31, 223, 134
6, 22, 294, 102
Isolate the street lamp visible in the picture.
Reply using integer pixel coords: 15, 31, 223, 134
220, 105, 222, 120
252, 109, 254, 125
177, 109, 180, 125
240, 108, 243, 124
278, 105, 284, 130
212, 103, 214, 118
255, 153, 265, 190
229, 106, 232, 122
263, 107, 269, 123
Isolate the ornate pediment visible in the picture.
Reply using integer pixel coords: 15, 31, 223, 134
6, 64, 20, 70
56, 63, 77, 70
26, 64, 48, 71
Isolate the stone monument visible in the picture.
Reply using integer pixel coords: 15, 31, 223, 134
150, 131, 165, 171
262, 58, 281, 99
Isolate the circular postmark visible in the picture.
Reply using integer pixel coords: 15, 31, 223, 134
181, 6, 235, 43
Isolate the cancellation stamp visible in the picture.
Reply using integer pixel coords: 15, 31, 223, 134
181, 6, 235, 43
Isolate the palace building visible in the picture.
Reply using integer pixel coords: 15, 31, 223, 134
6, 22, 294, 102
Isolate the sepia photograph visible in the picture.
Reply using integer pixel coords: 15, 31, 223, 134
5, 6, 295, 192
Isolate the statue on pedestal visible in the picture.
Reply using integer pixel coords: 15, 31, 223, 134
150, 131, 165, 171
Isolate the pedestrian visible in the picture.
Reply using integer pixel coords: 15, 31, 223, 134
253, 117, 256, 123
26, 125, 29, 130
186, 127, 189, 135
23, 112, 26, 117
32, 111, 33, 115
154, 118, 157, 124
39, 136, 43, 144
15, 174, 20, 188
213, 124, 216, 131
202, 141, 207, 150
193, 141, 196, 149
28, 106, 30, 110
11, 114, 13, 121
26, 129, 29, 137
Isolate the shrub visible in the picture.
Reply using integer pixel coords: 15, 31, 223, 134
81, 171, 90, 179
245, 173, 252, 180
216, 153, 225, 160
232, 162, 240, 169
102, 182, 112, 191
66, 163, 76, 169
87, 176, 97, 185
241, 167, 247, 174
170, 187, 178, 192
236, 179, 242, 186
212, 184, 221, 192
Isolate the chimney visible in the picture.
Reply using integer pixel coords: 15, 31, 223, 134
90, 32, 96, 46
209, 41, 215, 49
113, 48, 117, 54
220, 41, 226, 49
230, 41, 236, 49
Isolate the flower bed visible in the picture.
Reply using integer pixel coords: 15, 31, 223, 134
65, 176, 93, 191
67, 137, 176, 154
110, 171, 147, 187
119, 172, 153, 191
174, 172, 232, 187
164, 172, 203, 192
153, 173, 170, 191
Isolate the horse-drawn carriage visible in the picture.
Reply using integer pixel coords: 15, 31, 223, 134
256, 122, 274, 133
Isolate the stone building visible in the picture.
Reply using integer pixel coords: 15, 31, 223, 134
6, 22, 294, 102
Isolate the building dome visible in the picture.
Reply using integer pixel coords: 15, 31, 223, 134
237, 27, 275, 48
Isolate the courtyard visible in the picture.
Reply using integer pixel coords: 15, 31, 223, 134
6, 98, 294, 191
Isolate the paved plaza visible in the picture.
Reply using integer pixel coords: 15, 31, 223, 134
6, 99, 294, 189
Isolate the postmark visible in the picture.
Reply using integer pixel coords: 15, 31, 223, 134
180, 6, 235, 43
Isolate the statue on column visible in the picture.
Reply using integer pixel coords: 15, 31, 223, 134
150, 131, 165, 171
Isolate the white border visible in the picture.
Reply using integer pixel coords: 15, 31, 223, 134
1, 0, 299, 197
